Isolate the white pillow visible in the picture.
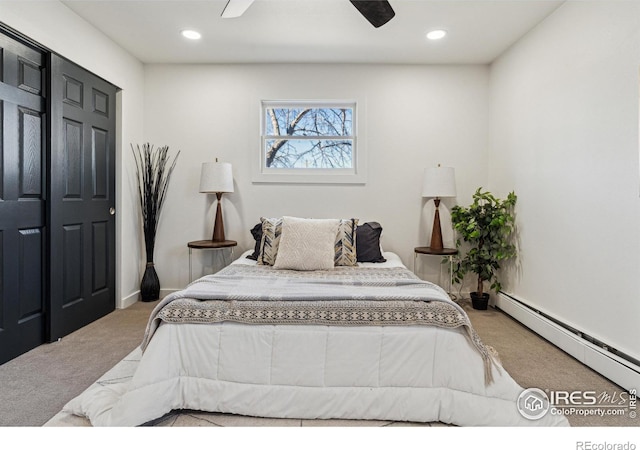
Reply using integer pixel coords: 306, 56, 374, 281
273, 216, 340, 271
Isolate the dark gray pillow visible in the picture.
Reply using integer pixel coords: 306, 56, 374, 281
356, 222, 386, 263
246, 223, 262, 260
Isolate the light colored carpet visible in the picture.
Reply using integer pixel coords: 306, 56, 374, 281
459, 301, 639, 427
1, 297, 638, 428
0, 300, 154, 427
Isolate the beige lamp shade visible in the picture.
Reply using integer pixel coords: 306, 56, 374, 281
199, 162, 234, 193
199, 161, 233, 242
422, 166, 456, 198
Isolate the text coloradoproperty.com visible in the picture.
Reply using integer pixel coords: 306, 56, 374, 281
551, 407, 628, 417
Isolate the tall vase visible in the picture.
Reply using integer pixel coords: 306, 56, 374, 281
140, 262, 160, 302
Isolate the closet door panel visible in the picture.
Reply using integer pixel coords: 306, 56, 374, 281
49, 54, 116, 341
0, 32, 46, 365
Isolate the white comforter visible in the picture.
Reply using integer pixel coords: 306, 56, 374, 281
64, 252, 568, 427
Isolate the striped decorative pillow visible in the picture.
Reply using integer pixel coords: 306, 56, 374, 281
257, 217, 359, 267
257, 217, 283, 266
334, 218, 358, 266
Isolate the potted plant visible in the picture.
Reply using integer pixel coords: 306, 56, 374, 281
451, 188, 517, 310
132, 143, 179, 301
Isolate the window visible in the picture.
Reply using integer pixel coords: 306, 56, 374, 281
254, 100, 365, 184
264, 102, 354, 169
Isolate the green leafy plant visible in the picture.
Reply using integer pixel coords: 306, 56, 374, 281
451, 188, 517, 298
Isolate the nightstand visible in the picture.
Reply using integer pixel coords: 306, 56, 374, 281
187, 240, 237, 282
414, 246, 458, 296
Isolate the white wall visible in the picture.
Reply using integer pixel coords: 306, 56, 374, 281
0, 0, 145, 308
489, 1, 640, 361
143, 64, 490, 290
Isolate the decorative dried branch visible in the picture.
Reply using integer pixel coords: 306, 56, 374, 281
132, 143, 180, 262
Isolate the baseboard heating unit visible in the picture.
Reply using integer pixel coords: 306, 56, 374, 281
495, 292, 640, 392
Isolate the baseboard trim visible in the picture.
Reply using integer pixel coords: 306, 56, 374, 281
495, 292, 640, 392
119, 289, 180, 309
119, 291, 139, 309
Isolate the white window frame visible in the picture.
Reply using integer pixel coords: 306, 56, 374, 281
252, 100, 366, 184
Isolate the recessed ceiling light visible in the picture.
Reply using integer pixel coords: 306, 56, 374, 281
426, 29, 447, 40
181, 29, 202, 40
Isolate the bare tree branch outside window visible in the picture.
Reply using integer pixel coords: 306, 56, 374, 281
262, 103, 355, 169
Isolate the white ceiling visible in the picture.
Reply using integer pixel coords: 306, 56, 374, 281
61, 0, 565, 64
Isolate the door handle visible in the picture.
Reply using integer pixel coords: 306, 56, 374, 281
109, 207, 116, 215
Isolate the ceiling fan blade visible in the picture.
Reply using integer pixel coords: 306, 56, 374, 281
221, 0, 255, 18
349, 0, 395, 28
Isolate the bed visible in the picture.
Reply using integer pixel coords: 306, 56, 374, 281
63, 217, 568, 427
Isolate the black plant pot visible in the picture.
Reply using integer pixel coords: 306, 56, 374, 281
140, 262, 160, 302
470, 292, 490, 310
